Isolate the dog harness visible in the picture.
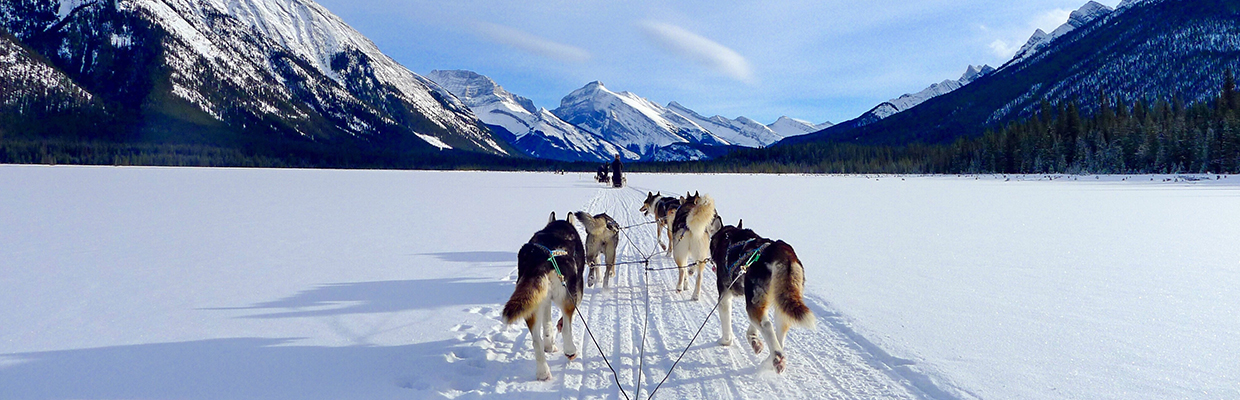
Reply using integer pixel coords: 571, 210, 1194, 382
530, 243, 568, 286
727, 238, 771, 276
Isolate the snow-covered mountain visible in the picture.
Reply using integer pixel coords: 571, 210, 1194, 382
551, 81, 730, 160
1, 0, 512, 157
1007, 1, 1114, 68
426, 70, 637, 163
664, 102, 787, 148
767, 116, 833, 138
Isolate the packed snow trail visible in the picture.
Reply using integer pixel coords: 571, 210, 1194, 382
447, 184, 947, 399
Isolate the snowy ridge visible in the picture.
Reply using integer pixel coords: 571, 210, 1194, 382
0, 35, 94, 108
1006, 1, 1114, 68
428, 70, 638, 162
767, 116, 833, 138
842, 64, 994, 128
665, 101, 786, 148
552, 81, 728, 159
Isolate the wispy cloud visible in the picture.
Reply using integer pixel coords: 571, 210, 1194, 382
1033, 8, 1073, 33
638, 20, 754, 84
474, 22, 591, 63
989, 39, 1019, 59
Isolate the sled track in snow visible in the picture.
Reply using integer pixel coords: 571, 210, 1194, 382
449, 185, 956, 400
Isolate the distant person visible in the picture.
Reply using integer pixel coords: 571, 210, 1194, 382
611, 154, 623, 188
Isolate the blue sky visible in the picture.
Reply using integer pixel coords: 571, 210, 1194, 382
314, 0, 1122, 125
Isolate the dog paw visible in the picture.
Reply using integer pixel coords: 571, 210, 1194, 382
772, 352, 786, 374
536, 370, 552, 381
544, 344, 558, 353
691, 294, 700, 301
718, 337, 732, 346
587, 274, 597, 288
565, 353, 577, 361
749, 336, 764, 354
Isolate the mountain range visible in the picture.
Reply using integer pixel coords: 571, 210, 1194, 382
4, 0, 1236, 167
783, 0, 1240, 147
429, 71, 830, 162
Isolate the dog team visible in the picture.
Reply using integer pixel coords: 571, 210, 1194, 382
501, 191, 815, 381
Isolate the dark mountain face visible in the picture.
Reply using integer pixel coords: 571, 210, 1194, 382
1, 0, 515, 161
785, 0, 1240, 147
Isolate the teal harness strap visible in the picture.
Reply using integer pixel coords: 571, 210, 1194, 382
728, 241, 771, 276
530, 243, 568, 286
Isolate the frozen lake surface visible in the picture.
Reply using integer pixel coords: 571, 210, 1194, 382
1, 165, 1236, 399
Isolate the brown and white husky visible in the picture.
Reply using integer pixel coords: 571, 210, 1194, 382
501, 212, 585, 381
571, 211, 620, 289
709, 221, 815, 373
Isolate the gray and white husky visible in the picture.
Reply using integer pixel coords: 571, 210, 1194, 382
670, 191, 723, 301
501, 212, 585, 381
571, 211, 620, 289
640, 192, 681, 253
710, 221, 815, 374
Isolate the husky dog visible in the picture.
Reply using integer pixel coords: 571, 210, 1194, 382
670, 192, 722, 300
639, 192, 682, 253
571, 211, 620, 289
501, 212, 585, 381
709, 221, 815, 374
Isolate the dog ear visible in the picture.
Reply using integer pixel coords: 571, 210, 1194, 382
548, 211, 556, 224
738, 219, 743, 229
694, 191, 699, 197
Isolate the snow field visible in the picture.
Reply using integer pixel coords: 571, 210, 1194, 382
1, 166, 1236, 400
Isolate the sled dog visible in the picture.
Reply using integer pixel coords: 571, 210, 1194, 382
640, 192, 681, 252
709, 221, 815, 373
501, 212, 585, 381
571, 211, 620, 289
670, 191, 722, 300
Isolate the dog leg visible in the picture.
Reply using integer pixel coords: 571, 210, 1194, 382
541, 301, 557, 354
757, 318, 786, 373
691, 261, 704, 301
776, 313, 792, 349
604, 240, 617, 289
527, 316, 551, 381
587, 262, 597, 288
561, 302, 578, 360
718, 290, 735, 346
746, 323, 763, 354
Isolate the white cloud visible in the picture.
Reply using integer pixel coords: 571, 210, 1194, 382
1032, 8, 1072, 33
989, 39, 1018, 59
637, 20, 755, 84
474, 22, 591, 63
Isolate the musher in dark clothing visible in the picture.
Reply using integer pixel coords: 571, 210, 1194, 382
611, 154, 623, 188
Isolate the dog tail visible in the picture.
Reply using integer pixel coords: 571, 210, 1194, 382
572, 211, 599, 232
502, 275, 548, 325
772, 242, 815, 328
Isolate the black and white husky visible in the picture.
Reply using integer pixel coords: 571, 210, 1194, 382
571, 211, 619, 289
501, 212, 585, 381
640, 192, 681, 253
670, 192, 723, 301
710, 221, 815, 374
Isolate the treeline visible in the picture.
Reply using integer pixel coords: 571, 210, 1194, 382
638, 70, 1240, 175
0, 136, 606, 171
